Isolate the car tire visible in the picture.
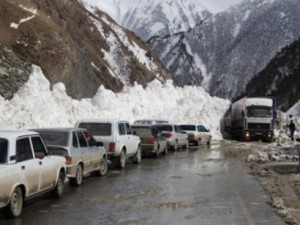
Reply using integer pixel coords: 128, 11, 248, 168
133, 146, 142, 164
207, 137, 211, 145
173, 140, 178, 151
3, 186, 23, 218
70, 164, 83, 186
118, 150, 126, 169
163, 146, 168, 155
155, 146, 160, 158
183, 141, 189, 149
197, 138, 201, 146
96, 157, 108, 176
50, 170, 65, 198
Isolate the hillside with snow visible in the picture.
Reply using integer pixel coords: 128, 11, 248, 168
79, 0, 243, 41
83, 0, 300, 111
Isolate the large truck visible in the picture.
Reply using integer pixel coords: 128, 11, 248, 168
228, 97, 276, 142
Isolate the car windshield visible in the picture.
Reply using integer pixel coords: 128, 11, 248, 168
0, 139, 8, 164
179, 125, 196, 131
78, 123, 112, 136
37, 131, 69, 147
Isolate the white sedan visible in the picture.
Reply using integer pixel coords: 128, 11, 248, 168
0, 131, 66, 218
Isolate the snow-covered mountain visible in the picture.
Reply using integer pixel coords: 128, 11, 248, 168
85, 0, 300, 104
148, 0, 300, 100
80, 0, 235, 41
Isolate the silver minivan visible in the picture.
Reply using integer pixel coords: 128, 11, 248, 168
32, 128, 108, 186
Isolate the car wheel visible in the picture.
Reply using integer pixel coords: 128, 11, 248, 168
133, 146, 142, 164
50, 171, 65, 198
118, 150, 126, 169
183, 140, 189, 149
207, 137, 211, 145
163, 146, 168, 155
197, 138, 201, 146
3, 186, 23, 218
155, 146, 160, 158
97, 158, 108, 176
173, 140, 178, 151
70, 164, 83, 186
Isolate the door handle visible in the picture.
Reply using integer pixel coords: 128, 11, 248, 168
21, 166, 25, 170
39, 161, 42, 165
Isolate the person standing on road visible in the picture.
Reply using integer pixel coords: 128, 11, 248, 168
288, 120, 296, 141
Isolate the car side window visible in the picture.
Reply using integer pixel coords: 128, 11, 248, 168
175, 126, 180, 132
0, 139, 8, 163
125, 123, 132, 135
16, 137, 33, 162
197, 125, 202, 132
118, 123, 126, 135
72, 132, 78, 148
199, 125, 205, 132
77, 132, 88, 147
31, 136, 47, 159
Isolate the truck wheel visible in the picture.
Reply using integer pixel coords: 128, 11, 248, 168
3, 187, 23, 218
118, 150, 126, 169
51, 171, 65, 198
70, 164, 83, 186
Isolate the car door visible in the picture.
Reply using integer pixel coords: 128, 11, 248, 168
175, 125, 185, 145
84, 131, 101, 170
76, 131, 92, 172
31, 136, 56, 191
16, 137, 40, 196
125, 122, 138, 154
197, 125, 209, 143
117, 123, 130, 154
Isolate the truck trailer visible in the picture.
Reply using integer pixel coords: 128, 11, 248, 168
230, 97, 275, 142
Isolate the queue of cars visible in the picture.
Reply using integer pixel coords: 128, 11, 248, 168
0, 119, 211, 218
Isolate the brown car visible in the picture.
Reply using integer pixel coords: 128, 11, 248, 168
131, 125, 168, 157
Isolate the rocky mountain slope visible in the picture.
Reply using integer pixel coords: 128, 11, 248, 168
80, 0, 214, 41
0, 0, 171, 100
241, 37, 300, 111
148, 0, 300, 101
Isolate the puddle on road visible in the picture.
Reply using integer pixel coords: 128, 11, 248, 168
208, 150, 223, 160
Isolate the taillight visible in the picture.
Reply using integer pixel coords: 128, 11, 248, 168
188, 134, 195, 140
149, 136, 155, 143
165, 132, 173, 137
65, 156, 72, 165
109, 142, 115, 152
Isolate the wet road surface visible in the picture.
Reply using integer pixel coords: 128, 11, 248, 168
1, 141, 286, 225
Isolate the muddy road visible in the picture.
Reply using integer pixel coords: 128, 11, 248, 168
0, 142, 286, 225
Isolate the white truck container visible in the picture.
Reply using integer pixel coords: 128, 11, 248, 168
230, 97, 275, 141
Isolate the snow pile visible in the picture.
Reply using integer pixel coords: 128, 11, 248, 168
0, 65, 230, 140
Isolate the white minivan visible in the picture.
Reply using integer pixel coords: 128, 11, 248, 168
75, 119, 141, 168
